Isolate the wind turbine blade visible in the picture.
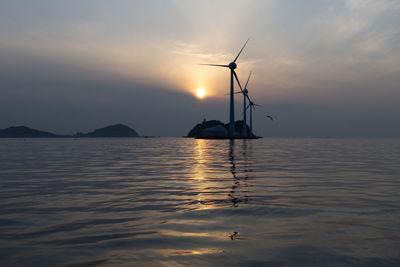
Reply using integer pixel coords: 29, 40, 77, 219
254, 104, 263, 107
198, 64, 229, 67
246, 104, 251, 110
233, 70, 243, 92
233, 38, 250, 63
244, 71, 252, 90
245, 94, 251, 102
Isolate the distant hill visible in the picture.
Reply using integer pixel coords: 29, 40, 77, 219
75, 123, 139, 137
0, 126, 61, 138
0, 124, 140, 138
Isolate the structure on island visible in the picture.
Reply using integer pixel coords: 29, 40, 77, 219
186, 119, 260, 139
198, 39, 264, 139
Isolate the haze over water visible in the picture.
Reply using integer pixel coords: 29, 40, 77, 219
1, 138, 399, 266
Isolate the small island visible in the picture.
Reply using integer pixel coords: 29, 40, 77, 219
73, 124, 139, 137
0, 126, 62, 138
186, 119, 260, 139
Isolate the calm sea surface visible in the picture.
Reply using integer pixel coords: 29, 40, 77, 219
0, 138, 399, 266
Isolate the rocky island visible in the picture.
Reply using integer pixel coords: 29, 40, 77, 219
186, 119, 260, 139
73, 123, 139, 137
0, 126, 63, 138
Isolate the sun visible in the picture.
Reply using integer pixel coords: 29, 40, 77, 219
196, 88, 206, 99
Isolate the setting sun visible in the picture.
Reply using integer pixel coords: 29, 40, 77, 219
196, 88, 206, 99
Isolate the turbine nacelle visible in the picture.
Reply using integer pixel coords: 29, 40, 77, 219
228, 62, 237, 69
243, 89, 248, 95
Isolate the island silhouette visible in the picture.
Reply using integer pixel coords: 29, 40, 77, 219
0, 123, 139, 138
186, 119, 260, 139
0, 126, 61, 138
73, 123, 139, 137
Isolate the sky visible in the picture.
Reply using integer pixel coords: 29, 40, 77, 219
1, 0, 399, 137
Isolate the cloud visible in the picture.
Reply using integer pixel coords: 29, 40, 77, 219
0, 0, 399, 137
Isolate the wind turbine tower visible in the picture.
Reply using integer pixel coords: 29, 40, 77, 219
249, 101, 254, 137
247, 100, 261, 137
200, 39, 249, 138
241, 72, 251, 138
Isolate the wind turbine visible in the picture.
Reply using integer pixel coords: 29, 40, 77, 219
247, 100, 262, 137
200, 39, 249, 138
241, 72, 252, 138
234, 71, 252, 138
233, 71, 261, 138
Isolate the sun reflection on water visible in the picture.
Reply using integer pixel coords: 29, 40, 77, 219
193, 139, 215, 210
193, 139, 206, 181
192, 139, 254, 210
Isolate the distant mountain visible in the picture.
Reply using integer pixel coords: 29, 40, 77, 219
0, 124, 140, 138
75, 123, 139, 137
0, 126, 61, 138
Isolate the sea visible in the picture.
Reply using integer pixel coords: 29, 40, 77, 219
0, 138, 399, 266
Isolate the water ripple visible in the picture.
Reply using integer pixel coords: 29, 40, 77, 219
0, 138, 399, 266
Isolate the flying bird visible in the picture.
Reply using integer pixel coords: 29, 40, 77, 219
265, 115, 274, 121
